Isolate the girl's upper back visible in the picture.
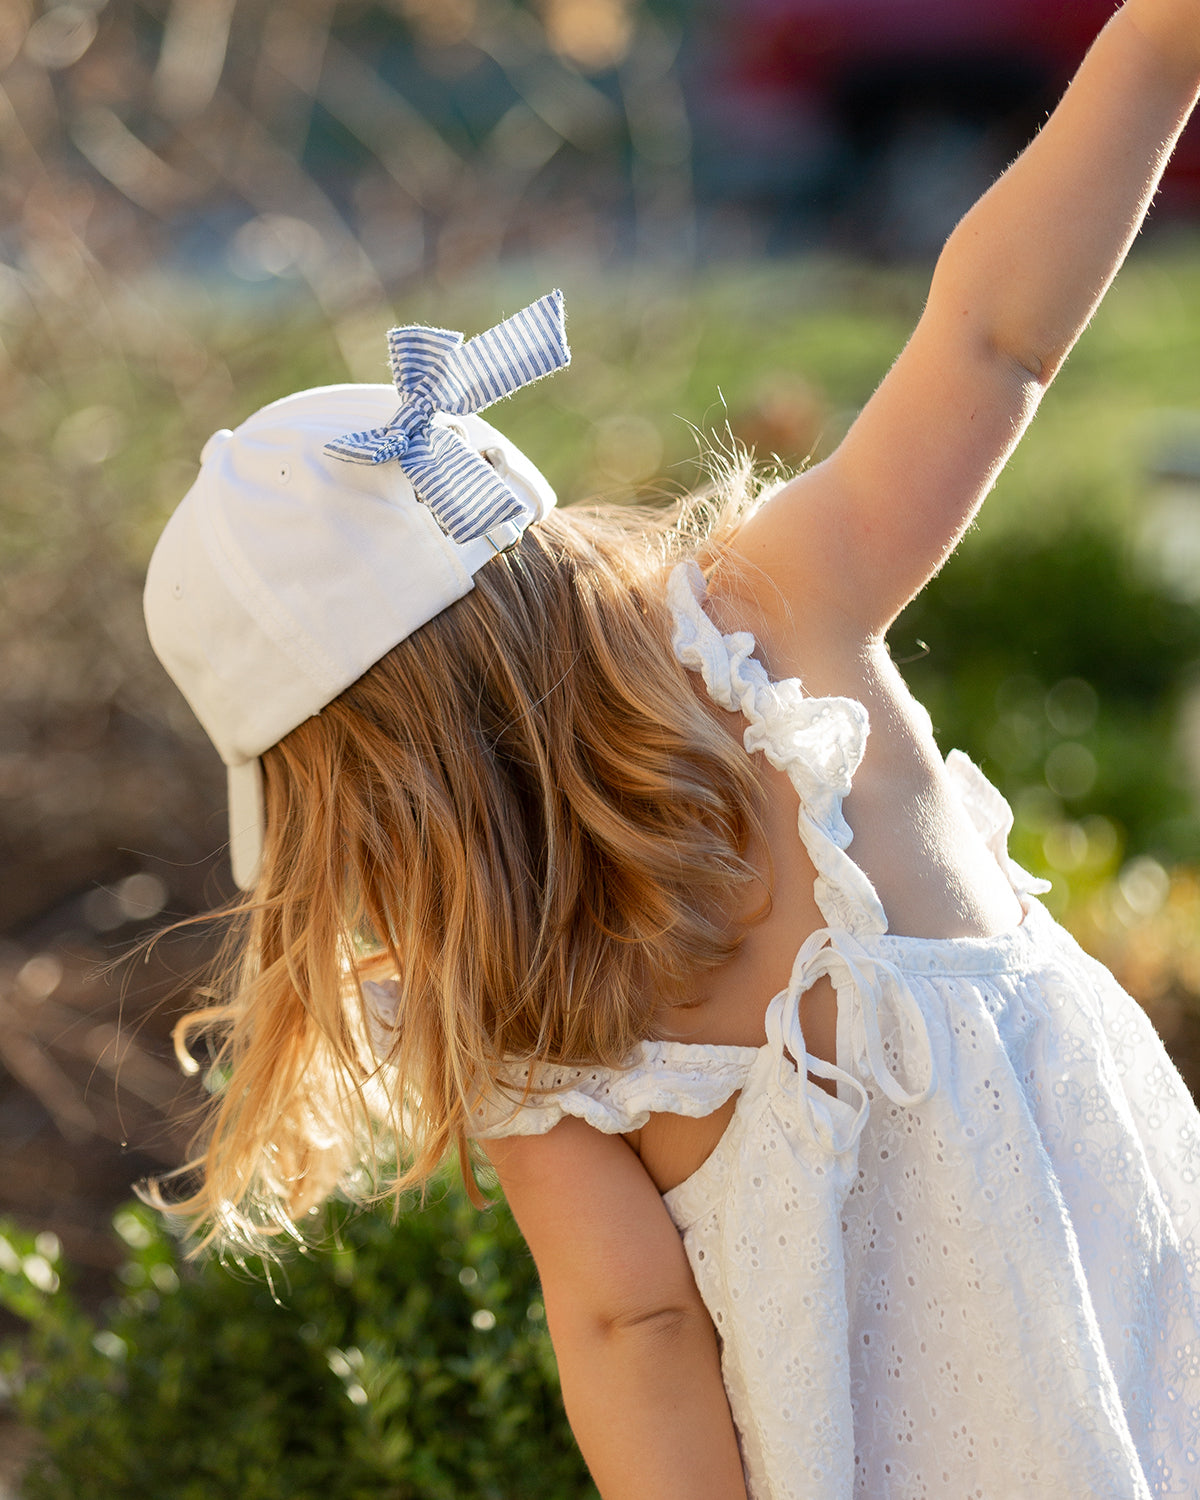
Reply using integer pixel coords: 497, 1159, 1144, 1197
504, 550, 1032, 1194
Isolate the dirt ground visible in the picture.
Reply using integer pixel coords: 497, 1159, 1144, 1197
0, 863, 223, 1310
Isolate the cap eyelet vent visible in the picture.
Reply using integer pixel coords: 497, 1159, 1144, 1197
481, 446, 508, 475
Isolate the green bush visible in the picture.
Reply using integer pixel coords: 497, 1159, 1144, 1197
893, 522, 1200, 888
0, 1188, 596, 1500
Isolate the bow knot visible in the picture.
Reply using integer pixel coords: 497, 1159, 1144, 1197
766, 927, 937, 1155
366, 428, 411, 466
324, 290, 570, 545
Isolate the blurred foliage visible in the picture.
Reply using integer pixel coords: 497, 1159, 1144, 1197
4, 3, 1200, 1493
0, 1188, 596, 1500
0, 0, 693, 302
896, 525, 1200, 905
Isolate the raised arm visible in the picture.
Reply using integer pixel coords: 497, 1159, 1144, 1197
732, 0, 1200, 642
484, 1119, 749, 1500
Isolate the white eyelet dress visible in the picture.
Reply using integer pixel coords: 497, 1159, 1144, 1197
472, 561, 1200, 1499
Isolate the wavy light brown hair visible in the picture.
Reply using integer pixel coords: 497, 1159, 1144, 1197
164, 472, 774, 1249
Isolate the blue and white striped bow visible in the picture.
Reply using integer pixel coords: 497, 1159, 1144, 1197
324, 290, 570, 545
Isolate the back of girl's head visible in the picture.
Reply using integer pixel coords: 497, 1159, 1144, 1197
170, 490, 770, 1249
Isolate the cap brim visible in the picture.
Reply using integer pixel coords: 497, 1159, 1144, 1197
227, 758, 265, 890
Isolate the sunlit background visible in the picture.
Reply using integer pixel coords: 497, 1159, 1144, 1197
4, 0, 1200, 1489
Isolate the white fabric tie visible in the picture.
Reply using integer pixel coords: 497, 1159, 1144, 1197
765, 927, 937, 1154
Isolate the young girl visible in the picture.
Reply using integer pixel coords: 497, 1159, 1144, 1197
145, 2, 1200, 1495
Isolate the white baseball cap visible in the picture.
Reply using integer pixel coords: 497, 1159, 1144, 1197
144, 294, 569, 887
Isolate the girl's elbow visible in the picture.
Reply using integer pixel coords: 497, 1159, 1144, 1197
548, 1277, 711, 1355
599, 1299, 701, 1346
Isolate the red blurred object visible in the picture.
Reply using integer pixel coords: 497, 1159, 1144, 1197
698, 0, 1200, 247
732, 0, 1117, 85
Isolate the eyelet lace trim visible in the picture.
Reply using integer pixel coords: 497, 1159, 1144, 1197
469, 1043, 753, 1139
668, 560, 887, 937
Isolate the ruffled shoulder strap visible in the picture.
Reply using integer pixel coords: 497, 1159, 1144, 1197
468, 1041, 756, 1139
667, 561, 887, 934
363, 980, 755, 1140
945, 750, 1052, 900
